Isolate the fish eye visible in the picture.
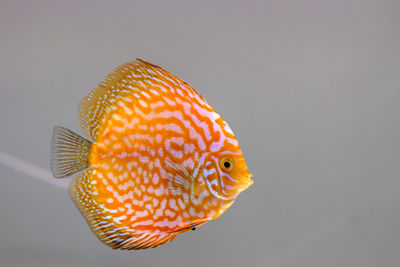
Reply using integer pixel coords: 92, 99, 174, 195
219, 157, 234, 171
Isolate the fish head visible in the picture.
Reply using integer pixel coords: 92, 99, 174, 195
202, 123, 253, 201
203, 151, 253, 201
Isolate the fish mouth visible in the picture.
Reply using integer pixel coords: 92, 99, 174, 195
247, 173, 253, 186
239, 173, 253, 192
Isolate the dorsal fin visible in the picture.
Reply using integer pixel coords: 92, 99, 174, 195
79, 59, 205, 140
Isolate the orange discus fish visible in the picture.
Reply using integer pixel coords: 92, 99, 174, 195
51, 59, 253, 250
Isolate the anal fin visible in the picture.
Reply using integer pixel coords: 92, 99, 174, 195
69, 169, 179, 250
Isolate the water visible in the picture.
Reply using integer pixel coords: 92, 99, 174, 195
1, 0, 400, 266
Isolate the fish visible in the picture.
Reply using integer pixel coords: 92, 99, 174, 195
50, 59, 253, 250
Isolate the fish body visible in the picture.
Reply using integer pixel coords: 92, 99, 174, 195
51, 59, 252, 249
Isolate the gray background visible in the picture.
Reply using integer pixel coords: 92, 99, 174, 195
0, 0, 399, 266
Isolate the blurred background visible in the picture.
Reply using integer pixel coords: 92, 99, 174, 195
0, 0, 399, 266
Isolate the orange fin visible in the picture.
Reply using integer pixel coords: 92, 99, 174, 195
69, 169, 179, 250
79, 59, 204, 140
163, 157, 193, 195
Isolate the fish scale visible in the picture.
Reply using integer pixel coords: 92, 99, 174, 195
51, 59, 253, 249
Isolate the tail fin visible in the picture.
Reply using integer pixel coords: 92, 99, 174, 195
51, 126, 92, 178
